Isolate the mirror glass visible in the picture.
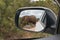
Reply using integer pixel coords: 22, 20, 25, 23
19, 10, 46, 32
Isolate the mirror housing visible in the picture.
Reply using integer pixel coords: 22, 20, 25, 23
15, 7, 57, 33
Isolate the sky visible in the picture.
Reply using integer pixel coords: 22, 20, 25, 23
19, 10, 45, 19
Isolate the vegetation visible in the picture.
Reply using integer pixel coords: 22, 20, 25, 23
0, 0, 59, 40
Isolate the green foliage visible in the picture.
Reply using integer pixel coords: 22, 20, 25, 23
0, 0, 59, 40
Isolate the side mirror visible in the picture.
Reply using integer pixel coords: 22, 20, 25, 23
15, 7, 57, 33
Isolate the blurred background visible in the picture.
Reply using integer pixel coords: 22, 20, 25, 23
0, 0, 59, 40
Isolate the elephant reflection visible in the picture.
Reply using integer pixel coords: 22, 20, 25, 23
20, 15, 39, 29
